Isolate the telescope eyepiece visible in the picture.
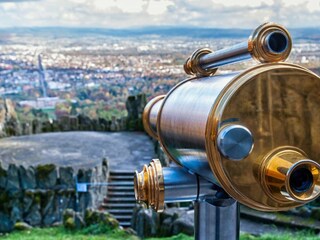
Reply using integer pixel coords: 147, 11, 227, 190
289, 167, 313, 193
265, 31, 288, 54
260, 147, 320, 204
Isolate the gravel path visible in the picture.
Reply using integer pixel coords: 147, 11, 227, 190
0, 131, 155, 171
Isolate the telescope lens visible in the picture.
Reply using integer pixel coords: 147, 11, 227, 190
266, 32, 288, 54
289, 167, 313, 193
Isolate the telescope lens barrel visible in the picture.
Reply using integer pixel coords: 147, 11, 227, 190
289, 167, 313, 193
265, 31, 288, 54
260, 147, 320, 203
184, 22, 292, 77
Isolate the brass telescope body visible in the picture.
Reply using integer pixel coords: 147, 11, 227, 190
136, 23, 320, 212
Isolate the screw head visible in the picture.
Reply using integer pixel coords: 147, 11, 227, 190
217, 125, 254, 161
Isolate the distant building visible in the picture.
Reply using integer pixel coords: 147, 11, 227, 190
19, 97, 65, 110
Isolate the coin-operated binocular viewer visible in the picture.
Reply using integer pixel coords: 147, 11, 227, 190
134, 23, 320, 240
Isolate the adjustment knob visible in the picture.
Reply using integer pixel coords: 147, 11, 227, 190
217, 125, 254, 161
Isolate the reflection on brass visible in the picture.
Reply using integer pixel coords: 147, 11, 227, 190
155, 62, 320, 211
208, 63, 320, 211
259, 146, 320, 203
248, 22, 291, 63
184, 48, 216, 77
142, 95, 165, 140
139, 22, 318, 212
184, 22, 292, 77
134, 159, 164, 212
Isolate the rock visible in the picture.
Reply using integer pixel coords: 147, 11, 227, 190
59, 167, 74, 189
36, 164, 57, 189
159, 217, 173, 237
14, 222, 32, 231
0, 98, 20, 137
63, 209, 76, 230
23, 190, 36, 215
132, 207, 159, 238
126, 94, 146, 131
42, 190, 58, 226
0, 213, 14, 233
64, 217, 76, 230
32, 119, 42, 134
62, 209, 84, 230
77, 114, 93, 131
84, 208, 99, 225
51, 120, 60, 132
24, 191, 42, 226
160, 207, 183, 223
59, 115, 71, 131
125, 227, 138, 236
171, 211, 194, 236
24, 204, 42, 226
0, 161, 7, 189
77, 169, 93, 213
70, 117, 79, 131
78, 192, 92, 214
22, 122, 32, 135
0, 191, 10, 213
19, 166, 36, 190
41, 121, 53, 133
5, 164, 21, 197
74, 213, 85, 229
63, 209, 75, 223
311, 207, 320, 219
110, 116, 119, 131
56, 189, 76, 214
51, 221, 63, 227
84, 208, 119, 229
10, 203, 22, 223
77, 168, 92, 183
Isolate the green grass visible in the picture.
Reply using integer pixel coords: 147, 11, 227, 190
1, 227, 319, 240
241, 231, 320, 240
0, 227, 139, 240
146, 234, 192, 240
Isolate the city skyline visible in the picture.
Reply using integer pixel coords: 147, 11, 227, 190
0, 0, 319, 29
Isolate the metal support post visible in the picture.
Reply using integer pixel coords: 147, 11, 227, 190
194, 197, 239, 240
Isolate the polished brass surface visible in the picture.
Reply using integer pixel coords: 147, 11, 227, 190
259, 146, 320, 203
134, 159, 216, 212
184, 48, 217, 77
208, 63, 320, 211
157, 62, 320, 211
248, 22, 291, 63
134, 159, 165, 212
184, 22, 292, 77
142, 95, 165, 140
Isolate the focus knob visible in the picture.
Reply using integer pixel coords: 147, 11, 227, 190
217, 125, 254, 161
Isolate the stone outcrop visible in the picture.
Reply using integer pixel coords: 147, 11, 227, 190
63, 208, 119, 231
0, 98, 21, 137
0, 94, 145, 139
131, 205, 194, 238
0, 159, 109, 233
126, 94, 146, 131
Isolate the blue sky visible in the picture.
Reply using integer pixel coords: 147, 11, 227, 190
0, 0, 319, 28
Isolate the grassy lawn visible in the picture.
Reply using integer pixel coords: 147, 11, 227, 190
0, 227, 138, 240
241, 232, 320, 240
1, 227, 319, 240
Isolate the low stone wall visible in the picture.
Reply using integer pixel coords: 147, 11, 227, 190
131, 206, 194, 238
0, 159, 109, 233
2, 93, 147, 138
20, 114, 128, 136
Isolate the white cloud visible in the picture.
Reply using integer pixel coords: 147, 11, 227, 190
0, 0, 319, 28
